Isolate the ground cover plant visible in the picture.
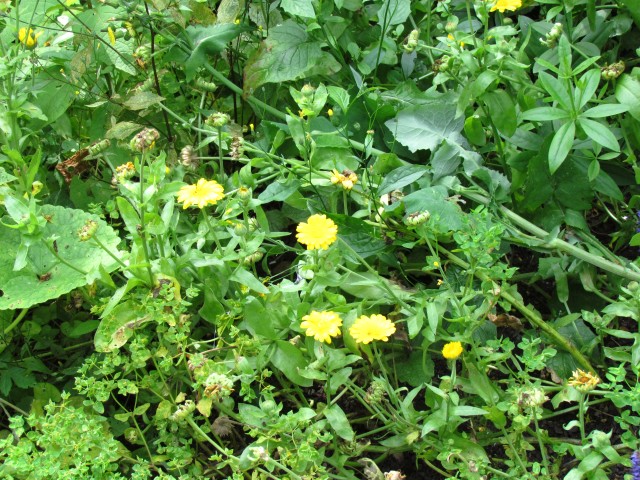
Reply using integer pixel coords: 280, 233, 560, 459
1, 0, 640, 478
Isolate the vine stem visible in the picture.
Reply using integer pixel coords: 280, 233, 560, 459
4, 308, 29, 335
437, 244, 595, 372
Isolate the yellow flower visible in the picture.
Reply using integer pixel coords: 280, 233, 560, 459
442, 341, 463, 360
330, 169, 358, 190
177, 178, 225, 209
296, 214, 338, 250
489, 0, 522, 12
300, 311, 343, 344
18, 27, 42, 49
568, 369, 600, 393
349, 314, 396, 344
108, 26, 116, 46
327, 108, 334, 117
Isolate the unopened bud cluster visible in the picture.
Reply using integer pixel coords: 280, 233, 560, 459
364, 379, 386, 404
602, 61, 625, 80
540, 23, 562, 48
78, 220, 98, 241
242, 248, 265, 266
113, 161, 136, 184
170, 399, 196, 421
403, 29, 419, 53
206, 112, 230, 128
404, 210, 430, 226
230, 136, 244, 160
130, 128, 159, 152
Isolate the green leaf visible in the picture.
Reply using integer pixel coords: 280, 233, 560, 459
578, 118, 620, 151
244, 21, 328, 94
539, 71, 572, 111
464, 115, 486, 146
331, 215, 386, 259
271, 341, 313, 387
384, 103, 466, 153
581, 104, 628, 118
0, 205, 122, 310
106, 121, 143, 140
230, 268, 269, 294
576, 70, 602, 110
403, 187, 464, 232
123, 92, 165, 111
378, 165, 429, 195
324, 404, 355, 441
94, 302, 151, 352
615, 74, 640, 120
521, 107, 570, 122
327, 86, 351, 112
257, 179, 301, 203
377, 0, 411, 26
185, 24, 245, 81
281, 0, 316, 18
548, 121, 575, 174
482, 90, 517, 137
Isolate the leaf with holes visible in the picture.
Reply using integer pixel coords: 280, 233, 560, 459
0, 205, 122, 310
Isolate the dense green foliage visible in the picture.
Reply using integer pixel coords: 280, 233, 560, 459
1, 0, 640, 478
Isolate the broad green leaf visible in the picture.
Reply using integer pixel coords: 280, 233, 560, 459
324, 404, 355, 441
216, 0, 243, 24
451, 406, 489, 417
557, 35, 572, 79
403, 186, 464, 232
243, 298, 277, 339
378, 165, 429, 195
123, 92, 165, 111
257, 179, 301, 203
106, 121, 143, 140
244, 21, 327, 94
614, 74, 640, 120
579, 118, 620, 151
230, 267, 269, 294
95, 301, 151, 352
384, 103, 466, 153
327, 86, 351, 112
377, 0, 411, 26
270, 341, 313, 387
185, 24, 245, 80
104, 38, 137, 75
548, 121, 575, 174
331, 215, 386, 259
281, 0, 316, 18
482, 90, 517, 137
0, 205, 122, 310
521, 107, 570, 122
464, 115, 486, 146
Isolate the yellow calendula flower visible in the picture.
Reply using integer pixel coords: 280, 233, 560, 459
296, 214, 338, 250
442, 341, 463, 360
349, 314, 396, 344
177, 178, 225, 209
18, 27, 42, 49
330, 169, 358, 190
568, 369, 600, 393
300, 311, 343, 344
489, 0, 522, 12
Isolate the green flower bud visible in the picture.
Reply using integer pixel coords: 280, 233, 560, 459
130, 127, 160, 152
206, 112, 230, 128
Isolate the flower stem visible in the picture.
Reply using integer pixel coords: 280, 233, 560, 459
137, 151, 155, 287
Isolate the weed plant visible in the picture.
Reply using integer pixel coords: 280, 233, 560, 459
1, 0, 640, 478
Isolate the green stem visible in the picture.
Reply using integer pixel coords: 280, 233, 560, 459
92, 235, 128, 269
4, 308, 29, 335
137, 152, 155, 287
438, 245, 595, 372
0, 396, 29, 416
461, 190, 640, 282
217, 126, 224, 176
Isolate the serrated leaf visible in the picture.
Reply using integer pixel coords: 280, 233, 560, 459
385, 103, 466, 153
281, 0, 315, 18
123, 92, 165, 111
105, 39, 137, 75
243, 21, 325, 94
0, 205, 122, 310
